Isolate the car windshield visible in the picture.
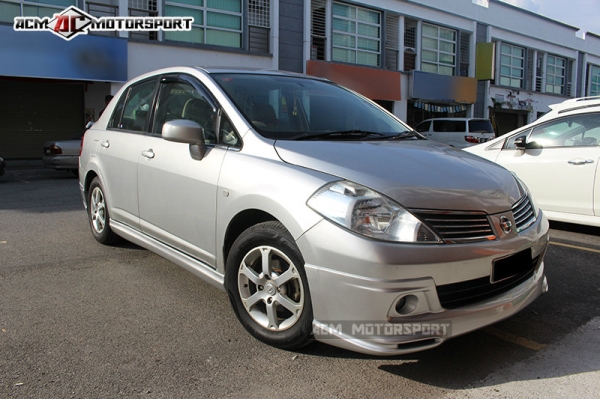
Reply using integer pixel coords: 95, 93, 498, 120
212, 73, 414, 140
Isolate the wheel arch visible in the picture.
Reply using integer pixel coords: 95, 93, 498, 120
222, 209, 278, 272
82, 170, 99, 205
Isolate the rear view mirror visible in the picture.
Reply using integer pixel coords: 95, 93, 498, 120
162, 119, 206, 160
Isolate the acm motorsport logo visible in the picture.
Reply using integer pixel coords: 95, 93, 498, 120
14, 6, 193, 41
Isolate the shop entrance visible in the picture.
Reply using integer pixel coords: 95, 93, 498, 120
0, 78, 84, 159
407, 100, 468, 128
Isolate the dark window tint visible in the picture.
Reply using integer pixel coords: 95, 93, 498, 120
468, 120, 494, 133
415, 121, 431, 132
112, 79, 157, 132
433, 120, 466, 132
213, 73, 411, 140
108, 92, 126, 129
219, 112, 241, 147
153, 80, 216, 143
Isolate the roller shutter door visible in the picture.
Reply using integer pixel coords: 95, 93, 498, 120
0, 79, 84, 159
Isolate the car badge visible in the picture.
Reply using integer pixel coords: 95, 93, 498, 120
500, 216, 513, 234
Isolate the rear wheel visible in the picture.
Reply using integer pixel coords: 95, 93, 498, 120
87, 177, 120, 245
226, 221, 313, 350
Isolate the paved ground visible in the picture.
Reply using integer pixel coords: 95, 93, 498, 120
1, 164, 599, 398
447, 317, 600, 398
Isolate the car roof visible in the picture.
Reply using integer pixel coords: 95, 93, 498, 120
122, 66, 332, 88
199, 66, 307, 77
536, 96, 600, 123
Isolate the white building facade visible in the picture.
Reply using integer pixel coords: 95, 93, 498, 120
1, 0, 599, 157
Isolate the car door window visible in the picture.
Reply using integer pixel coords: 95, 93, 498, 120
153, 80, 218, 143
527, 113, 600, 148
153, 79, 241, 147
504, 129, 530, 149
219, 112, 241, 147
109, 79, 157, 132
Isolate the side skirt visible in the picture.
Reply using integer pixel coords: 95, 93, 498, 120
110, 219, 225, 291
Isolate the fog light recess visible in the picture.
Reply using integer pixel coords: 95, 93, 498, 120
395, 294, 419, 315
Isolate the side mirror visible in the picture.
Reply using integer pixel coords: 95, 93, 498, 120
514, 136, 527, 150
162, 119, 206, 160
514, 136, 542, 150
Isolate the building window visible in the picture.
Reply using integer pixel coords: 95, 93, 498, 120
0, 0, 75, 21
0, 1, 21, 23
499, 43, 525, 88
164, 0, 242, 48
331, 1, 381, 67
86, 0, 119, 37
384, 13, 399, 71
310, 0, 327, 61
590, 65, 600, 96
546, 55, 566, 95
129, 0, 157, 40
248, 0, 270, 53
403, 18, 417, 71
421, 23, 456, 76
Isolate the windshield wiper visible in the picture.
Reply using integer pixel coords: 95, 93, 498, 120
294, 130, 387, 141
386, 131, 426, 140
292, 130, 425, 141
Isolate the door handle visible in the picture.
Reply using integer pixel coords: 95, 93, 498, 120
141, 149, 155, 159
568, 158, 594, 165
100, 140, 110, 148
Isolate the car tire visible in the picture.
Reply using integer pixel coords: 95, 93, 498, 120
226, 221, 314, 350
87, 177, 120, 245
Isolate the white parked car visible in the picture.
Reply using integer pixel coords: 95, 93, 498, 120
465, 97, 600, 227
414, 118, 495, 148
79, 66, 549, 356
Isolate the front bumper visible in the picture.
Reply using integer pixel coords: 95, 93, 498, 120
297, 212, 549, 356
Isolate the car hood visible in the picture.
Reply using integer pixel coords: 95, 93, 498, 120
274, 140, 523, 213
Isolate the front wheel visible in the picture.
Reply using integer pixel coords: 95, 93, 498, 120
226, 221, 313, 350
87, 177, 120, 245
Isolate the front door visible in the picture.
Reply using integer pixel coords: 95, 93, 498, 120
137, 77, 227, 266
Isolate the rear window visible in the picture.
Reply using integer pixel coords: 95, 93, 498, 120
433, 120, 466, 132
468, 120, 494, 133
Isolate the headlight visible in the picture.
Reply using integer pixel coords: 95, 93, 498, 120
307, 181, 441, 243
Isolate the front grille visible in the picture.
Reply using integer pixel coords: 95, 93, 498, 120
436, 251, 540, 309
512, 195, 536, 232
411, 211, 495, 243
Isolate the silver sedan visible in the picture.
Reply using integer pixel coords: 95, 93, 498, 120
43, 131, 84, 173
79, 67, 549, 356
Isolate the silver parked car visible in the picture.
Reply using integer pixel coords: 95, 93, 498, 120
43, 131, 84, 173
79, 67, 549, 356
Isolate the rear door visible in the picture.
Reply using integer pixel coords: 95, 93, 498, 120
94, 77, 158, 230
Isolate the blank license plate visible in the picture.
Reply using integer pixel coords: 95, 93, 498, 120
492, 248, 533, 283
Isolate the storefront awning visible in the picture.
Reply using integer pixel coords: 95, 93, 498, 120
410, 71, 477, 104
306, 60, 401, 101
0, 25, 127, 82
